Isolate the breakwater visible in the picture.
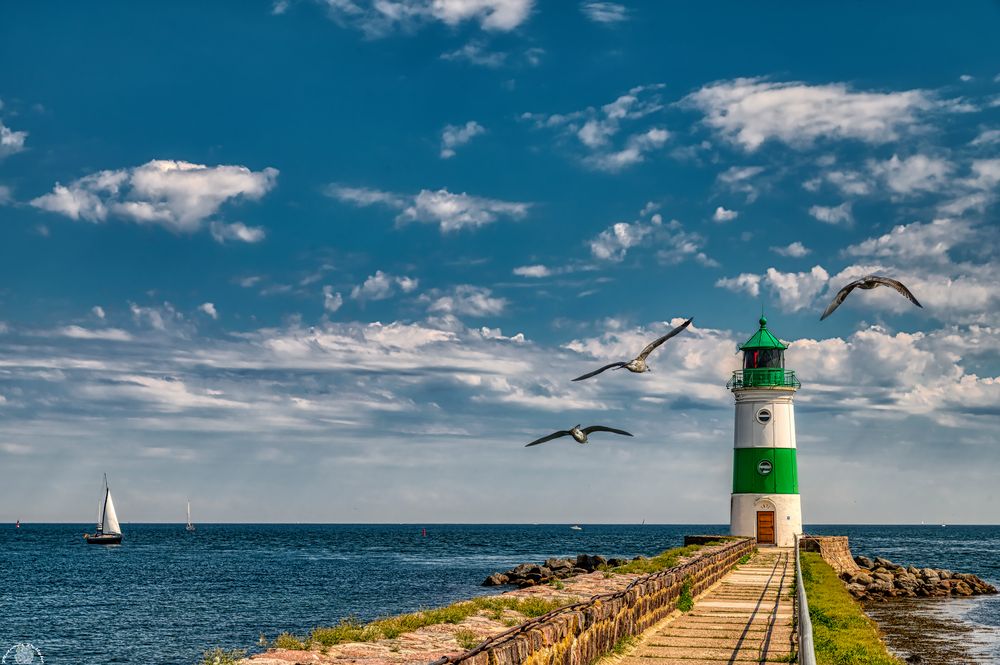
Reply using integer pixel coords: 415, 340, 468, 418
436, 537, 753, 665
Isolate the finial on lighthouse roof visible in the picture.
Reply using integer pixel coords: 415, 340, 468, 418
759, 314, 767, 328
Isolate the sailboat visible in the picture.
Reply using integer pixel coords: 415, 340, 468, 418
186, 500, 195, 532
84, 474, 122, 545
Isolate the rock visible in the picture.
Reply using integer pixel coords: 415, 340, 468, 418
851, 572, 874, 585
545, 558, 574, 571
953, 581, 973, 596
606, 558, 624, 568
846, 583, 867, 598
907, 565, 920, 575
481, 573, 509, 587
905, 655, 923, 663
868, 580, 894, 594
571, 567, 589, 575
854, 555, 874, 569
920, 568, 938, 580
874, 557, 896, 569
938, 569, 952, 580
575, 554, 607, 572
873, 571, 895, 584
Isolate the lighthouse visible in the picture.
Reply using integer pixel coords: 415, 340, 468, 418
727, 315, 802, 547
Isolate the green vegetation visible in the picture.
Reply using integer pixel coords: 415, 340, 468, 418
800, 553, 903, 665
273, 632, 306, 650
611, 635, 638, 655
200, 648, 246, 665
454, 629, 481, 650
274, 595, 572, 651
737, 553, 753, 565
676, 576, 694, 612
609, 543, 716, 575
550, 578, 566, 590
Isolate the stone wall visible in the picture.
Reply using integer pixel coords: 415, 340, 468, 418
800, 536, 859, 575
448, 538, 755, 665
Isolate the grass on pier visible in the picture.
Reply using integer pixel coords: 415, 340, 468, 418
800, 552, 903, 665
274, 595, 572, 650
608, 542, 719, 575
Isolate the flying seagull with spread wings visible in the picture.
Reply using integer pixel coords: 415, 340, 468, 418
820, 276, 922, 321
525, 425, 633, 447
572, 317, 693, 381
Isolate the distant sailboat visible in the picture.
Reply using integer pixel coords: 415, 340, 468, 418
570, 525, 583, 531
186, 500, 196, 532
84, 474, 122, 545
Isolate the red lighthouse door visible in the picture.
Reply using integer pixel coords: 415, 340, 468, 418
756, 511, 775, 545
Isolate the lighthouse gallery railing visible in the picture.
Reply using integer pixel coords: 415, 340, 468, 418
727, 368, 800, 389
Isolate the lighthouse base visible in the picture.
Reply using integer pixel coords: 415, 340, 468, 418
731, 493, 801, 547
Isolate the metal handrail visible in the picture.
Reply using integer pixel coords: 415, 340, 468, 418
795, 534, 817, 665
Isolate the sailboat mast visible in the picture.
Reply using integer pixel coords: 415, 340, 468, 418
99, 474, 109, 535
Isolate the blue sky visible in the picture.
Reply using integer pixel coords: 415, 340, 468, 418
1, 1, 999, 523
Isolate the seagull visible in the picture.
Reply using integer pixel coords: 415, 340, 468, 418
525, 425, 633, 447
572, 317, 693, 381
820, 276, 922, 321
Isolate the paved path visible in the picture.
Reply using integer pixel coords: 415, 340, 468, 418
621, 548, 796, 665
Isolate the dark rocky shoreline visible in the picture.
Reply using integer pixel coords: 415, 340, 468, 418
481, 553, 633, 588
843, 554, 997, 600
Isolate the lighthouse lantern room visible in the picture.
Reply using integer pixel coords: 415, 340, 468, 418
726, 315, 802, 547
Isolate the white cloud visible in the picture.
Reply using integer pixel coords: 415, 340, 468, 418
771, 241, 811, 258
54, 325, 134, 342
970, 129, 1000, 146
715, 273, 761, 297
323, 286, 344, 313
844, 218, 974, 263
31, 160, 277, 241
440, 40, 506, 67
523, 85, 668, 171
712, 206, 738, 222
716, 265, 830, 312
684, 78, 946, 152
590, 213, 715, 266
324, 0, 533, 37
211, 221, 266, 244
513, 264, 550, 277
328, 184, 529, 232
580, 2, 627, 23
0, 118, 27, 159
91, 306, 106, 320
198, 303, 219, 320
821, 170, 873, 196
426, 285, 507, 316
869, 154, 954, 195
808, 202, 853, 225
717, 165, 765, 202
0, 185, 11, 206
440, 121, 485, 158
271, 0, 289, 14
350, 270, 419, 301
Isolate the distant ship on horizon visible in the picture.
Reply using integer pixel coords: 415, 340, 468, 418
186, 500, 196, 532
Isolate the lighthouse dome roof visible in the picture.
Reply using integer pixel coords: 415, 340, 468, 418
739, 315, 788, 350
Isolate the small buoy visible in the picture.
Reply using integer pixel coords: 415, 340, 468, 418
422, 528, 427, 537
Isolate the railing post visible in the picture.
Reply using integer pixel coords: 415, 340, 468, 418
795, 534, 817, 665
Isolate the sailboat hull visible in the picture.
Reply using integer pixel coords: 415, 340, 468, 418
84, 533, 122, 545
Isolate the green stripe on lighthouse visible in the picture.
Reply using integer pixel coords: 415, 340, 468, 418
732, 447, 799, 494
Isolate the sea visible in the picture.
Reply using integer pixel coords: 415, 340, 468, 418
1, 524, 998, 664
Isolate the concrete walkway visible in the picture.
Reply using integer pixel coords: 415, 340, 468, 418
621, 548, 796, 665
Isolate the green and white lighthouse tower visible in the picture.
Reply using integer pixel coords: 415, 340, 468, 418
727, 315, 802, 547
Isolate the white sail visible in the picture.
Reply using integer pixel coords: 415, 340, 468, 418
104, 492, 122, 535
187, 501, 192, 524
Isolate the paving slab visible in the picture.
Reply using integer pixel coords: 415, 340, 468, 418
622, 549, 797, 665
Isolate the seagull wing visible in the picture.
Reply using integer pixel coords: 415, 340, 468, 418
571, 362, 627, 382
525, 431, 572, 447
581, 425, 634, 437
820, 279, 863, 321
636, 318, 693, 361
870, 276, 923, 309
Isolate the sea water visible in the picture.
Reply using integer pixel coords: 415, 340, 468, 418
2, 524, 997, 664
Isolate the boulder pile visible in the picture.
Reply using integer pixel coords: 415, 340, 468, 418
842, 555, 997, 600
482, 554, 632, 588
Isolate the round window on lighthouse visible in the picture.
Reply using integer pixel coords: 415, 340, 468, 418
757, 460, 773, 476
756, 408, 772, 424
